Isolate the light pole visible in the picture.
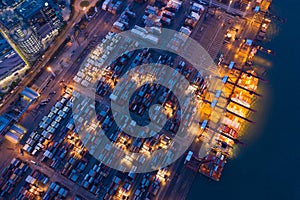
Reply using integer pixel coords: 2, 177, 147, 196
244, 2, 251, 17
227, 0, 233, 12
47, 67, 56, 77
83, 6, 88, 19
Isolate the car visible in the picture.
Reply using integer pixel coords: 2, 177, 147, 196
58, 110, 67, 118
42, 177, 49, 184
63, 93, 71, 99
197, 0, 208, 6
137, 106, 145, 115
65, 87, 73, 94
162, 10, 175, 19
60, 98, 67, 104
51, 107, 59, 114
31, 149, 38, 156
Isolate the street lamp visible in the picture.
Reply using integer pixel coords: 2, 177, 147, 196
47, 67, 56, 77
246, 3, 250, 10
83, 6, 88, 19
244, 2, 251, 17
227, 0, 233, 12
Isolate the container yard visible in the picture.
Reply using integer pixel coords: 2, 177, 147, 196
0, 0, 276, 199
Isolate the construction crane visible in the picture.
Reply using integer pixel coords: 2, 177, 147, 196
264, 10, 286, 23
202, 99, 255, 124
185, 154, 214, 172
207, 125, 247, 146
222, 62, 268, 83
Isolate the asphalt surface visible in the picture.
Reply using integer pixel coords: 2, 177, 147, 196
1, 1, 134, 199
0, 0, 100, 114
0, 0, 266, 200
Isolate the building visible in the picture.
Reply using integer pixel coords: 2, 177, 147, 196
16, 0, 47, 19
30, 3, 64, 48
0, 8, 22, 30
0, 0, 64, 90
0, 115, 11, 134
0, 0, 64, 65
0, 22, 42, 65
0, 8, 41, 65
5, 124, 27, 143
0, 34, 27, 89
0, 0, 23, 7
10, 25, 43, 59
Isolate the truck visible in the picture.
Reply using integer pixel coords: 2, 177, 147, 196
113, 21, 125, 31
184, 151, 193, 164
102, 0, 111, 10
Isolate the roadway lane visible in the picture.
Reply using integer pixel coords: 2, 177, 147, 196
18, 2, 124, 134
0, 0, 99, 114
0, 138, 96, 199
3, 1, 259, 200
18, 153, 97, 199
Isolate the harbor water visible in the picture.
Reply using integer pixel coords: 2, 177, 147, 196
188, 0, 300, 199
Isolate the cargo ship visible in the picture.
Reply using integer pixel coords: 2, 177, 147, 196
198, 0, 272, 181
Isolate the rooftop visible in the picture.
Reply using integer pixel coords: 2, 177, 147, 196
16, 0, 45, 19
0, 50, 24, 77
0, 9, 21, 29
0, 115, 10, 132
20, 87, 40, 101
2, 0, 23, 7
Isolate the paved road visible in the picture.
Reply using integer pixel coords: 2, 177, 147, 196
0, 138, 96, 199
0, 0, 99, 114
1, 1, 265, 200
19, 153, 97, 199
18, 1, 123, 134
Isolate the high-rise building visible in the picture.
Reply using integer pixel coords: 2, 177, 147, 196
10, 25, 43, 60
0, 8, 35, 65
0, 0, 64, 89
0, 0, 64, 65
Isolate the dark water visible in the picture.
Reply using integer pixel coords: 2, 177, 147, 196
188, 0, 300, 199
